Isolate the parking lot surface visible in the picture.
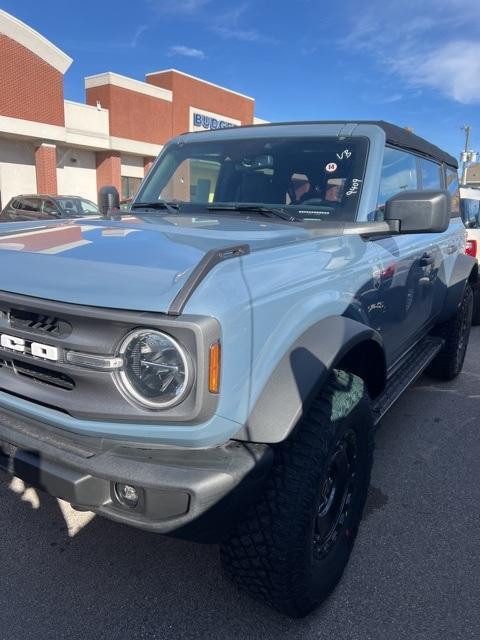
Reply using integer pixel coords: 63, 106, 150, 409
1, 330, 480, 640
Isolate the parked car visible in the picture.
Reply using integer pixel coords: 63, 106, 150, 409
460, 186, 480, 323
0, 194, 99, 221
0, 121, 476, 618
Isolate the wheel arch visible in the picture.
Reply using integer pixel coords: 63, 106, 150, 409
235, 316, 386, 444
438, 253, 478, 323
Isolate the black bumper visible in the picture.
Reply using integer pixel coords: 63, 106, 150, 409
0, 408, 273, 541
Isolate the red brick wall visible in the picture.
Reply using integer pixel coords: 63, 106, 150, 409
86, 85, 172, 144
35, 144, 58, 194
96, 152, 121, 193
147, 71, 255, 136
0, 34, 65, 126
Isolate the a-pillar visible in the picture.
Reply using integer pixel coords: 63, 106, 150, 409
35, 143, 58, 194
96, 151, 121, 195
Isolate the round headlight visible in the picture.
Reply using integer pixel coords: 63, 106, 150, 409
115, 329, 191, 409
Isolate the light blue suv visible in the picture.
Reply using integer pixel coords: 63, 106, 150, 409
0, 121, 476, 617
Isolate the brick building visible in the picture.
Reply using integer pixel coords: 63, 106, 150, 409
0, 9, 264, 208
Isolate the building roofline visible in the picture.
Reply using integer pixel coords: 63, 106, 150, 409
0, 9, 72, 74
85, 72, 173, 102
145, 68, 255, 101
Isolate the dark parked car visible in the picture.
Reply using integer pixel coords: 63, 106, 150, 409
0, 195, 99, 221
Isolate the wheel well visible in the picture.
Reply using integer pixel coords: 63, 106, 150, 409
469, 262, 478, 285
336, 340, 386, 399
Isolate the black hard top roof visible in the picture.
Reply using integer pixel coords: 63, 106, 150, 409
232, 120, 458, 169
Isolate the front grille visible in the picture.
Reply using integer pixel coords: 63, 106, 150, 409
8, 308, 71, 337
0, 357, 75, 391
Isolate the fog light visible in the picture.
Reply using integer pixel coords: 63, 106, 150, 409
115, 483, 139, 508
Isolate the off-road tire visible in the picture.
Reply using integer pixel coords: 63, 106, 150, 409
471, 285, 480, 326
220, 370, 374, 618
427, 285, 473, 380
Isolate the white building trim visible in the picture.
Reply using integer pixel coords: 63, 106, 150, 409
85, 72, 173, 102
0, 114, 65, 144
110, 136, 162, 157
0, 9, 72, 74
145, 68, 255, 101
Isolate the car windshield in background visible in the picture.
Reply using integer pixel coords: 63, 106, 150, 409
135, 136, 369, 222
57, 198, 99, 216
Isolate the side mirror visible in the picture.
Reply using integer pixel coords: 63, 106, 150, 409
384, 190, 450, 234
98, 186, 120, 216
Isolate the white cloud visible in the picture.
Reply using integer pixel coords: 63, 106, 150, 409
392, 40, 480, 104
340, 0, 480, 104
148, 0, 212, 14
130, 25, 148, 48
211, 4, 275, 43
168, 45, 206, 59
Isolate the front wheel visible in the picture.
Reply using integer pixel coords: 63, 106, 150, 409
220, 370, 374, 618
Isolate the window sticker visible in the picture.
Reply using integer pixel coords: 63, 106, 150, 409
336, 149, 352, 160
325, 162, 337, 173
346, 178, 362, 196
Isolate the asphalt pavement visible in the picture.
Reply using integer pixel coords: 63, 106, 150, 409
1, 330, 480, 640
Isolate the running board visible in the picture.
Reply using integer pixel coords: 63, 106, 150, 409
372, 336, 444, 425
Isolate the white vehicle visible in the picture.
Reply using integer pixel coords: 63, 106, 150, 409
460, 186, 480, 323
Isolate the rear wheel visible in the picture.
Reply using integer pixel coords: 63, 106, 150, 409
471, 285, 480, 326
220, 370, 374, 618
427, 285, 473, 380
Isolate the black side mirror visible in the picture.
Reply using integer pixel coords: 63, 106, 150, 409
98, 186, 120, 216
385, 190, 450, 234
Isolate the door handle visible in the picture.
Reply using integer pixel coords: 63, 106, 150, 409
419, 252, 434, 266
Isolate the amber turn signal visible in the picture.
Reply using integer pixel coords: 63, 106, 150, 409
208, 342, 221, 393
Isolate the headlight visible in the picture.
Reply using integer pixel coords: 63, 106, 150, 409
115, 329, 191, 409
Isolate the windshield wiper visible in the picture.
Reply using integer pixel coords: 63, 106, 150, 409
207, 204, 296, 222
131, 201, 180, 215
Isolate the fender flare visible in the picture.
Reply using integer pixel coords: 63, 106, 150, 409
437, 253, 478, 323
235, 316, 385, 444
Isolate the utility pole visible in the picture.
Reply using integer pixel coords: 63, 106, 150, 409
460, 125, 477, 186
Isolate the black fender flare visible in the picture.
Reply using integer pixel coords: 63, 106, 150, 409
437, 253, 478, 323
234, 316, 385, 444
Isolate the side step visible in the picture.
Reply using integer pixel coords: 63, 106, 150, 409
372, 336, 444, 425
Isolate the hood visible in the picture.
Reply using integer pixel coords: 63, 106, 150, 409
0, 215, 310, 312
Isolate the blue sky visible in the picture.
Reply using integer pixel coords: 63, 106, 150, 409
3, 0, 480, 157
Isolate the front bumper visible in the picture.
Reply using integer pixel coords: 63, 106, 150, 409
0, 408, 273, 541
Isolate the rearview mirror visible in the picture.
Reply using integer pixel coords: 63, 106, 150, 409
98, 186, 120, 216
384, 190, 450, 234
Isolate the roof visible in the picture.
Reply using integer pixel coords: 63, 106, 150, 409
224, 120, 458, 168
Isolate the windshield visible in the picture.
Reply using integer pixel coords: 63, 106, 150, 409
57, 198, 99, 216
136, 136, 369, 222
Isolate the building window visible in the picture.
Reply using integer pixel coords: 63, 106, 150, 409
121, 176, 142, 201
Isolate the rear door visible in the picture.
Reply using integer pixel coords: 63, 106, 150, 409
15, 197, 43, 221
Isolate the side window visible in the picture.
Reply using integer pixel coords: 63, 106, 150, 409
462, 199, 480, 228
446, 167, 460, 218
376, 147, 418, 218
42, 199, 58, 215
22, 198, 41, 212
420, 158, 442, 189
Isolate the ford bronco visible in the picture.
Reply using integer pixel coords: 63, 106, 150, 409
0, 121, 475, 617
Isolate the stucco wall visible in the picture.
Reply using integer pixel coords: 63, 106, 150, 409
57, 146, 97, 202
0, 137, 36, 207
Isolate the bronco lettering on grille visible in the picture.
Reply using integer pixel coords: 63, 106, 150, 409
0, 333, 59, 361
